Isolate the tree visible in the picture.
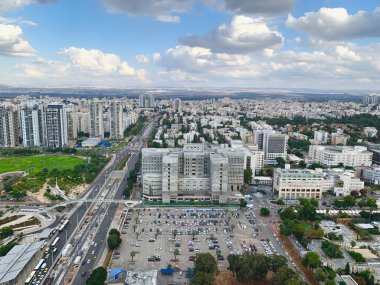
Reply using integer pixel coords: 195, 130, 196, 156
172, 229, 178, 240
269, 255, 287, 272
298, 160, 306, 168
86, 267, 107, 285
302, 252, 321, 270
244, 168, 253, 184
260, 207, 270, 217
130, 251, 137, 262
107, 229, 122, 250
192, 231, 197, 241
276, 157, 286, 167
272, 266, 300, 285
321, 241, 343, 259
230, 224, 235, 233
351, 240, 356, 248
173, 248, 180, 261
194, 253, 217, 275
239, 198, 247, 209
314, 268, 327, 282
191, 272, 214, 285
133, 224, 137, 233
345, 262, 350, 275
0, 227, 13, 239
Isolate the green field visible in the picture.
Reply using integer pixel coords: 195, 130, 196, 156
0, 155, 84, 175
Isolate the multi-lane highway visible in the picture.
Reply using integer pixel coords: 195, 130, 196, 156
35, 116, 157, 285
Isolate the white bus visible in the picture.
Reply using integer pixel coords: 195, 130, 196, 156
25, 270, 36, 284
58, 220, 69, 232
51, 237, 59, 248
34, 259, 44, 271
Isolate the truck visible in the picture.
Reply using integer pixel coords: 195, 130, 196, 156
74, 255, 81, 267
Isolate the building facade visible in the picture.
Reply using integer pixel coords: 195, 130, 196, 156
45, 104, 68, 148
109, 101, 124, 139
273, 168, 324, 200
20, 106, 45, 147
0, 107, 20, 148
90, 101, 104, 138
142, 144, 244, 203
308, 145, 372, 167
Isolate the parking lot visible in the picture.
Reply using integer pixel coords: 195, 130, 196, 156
110, 207, 287, 272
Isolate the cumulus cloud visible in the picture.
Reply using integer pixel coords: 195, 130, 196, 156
0, 0, 56, 13
0, 23, 35, 56
101, 0, 193, 22
101, 0, 295, 22
17, 47, 148, 83
287, 7, 380, 40
223, 0, 295, 16
179, 15, 283, 54
149, 41, 380, 89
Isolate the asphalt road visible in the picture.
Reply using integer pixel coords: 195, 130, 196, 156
34, 117, 157, 285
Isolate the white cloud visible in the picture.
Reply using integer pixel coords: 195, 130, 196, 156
136, 54, 150, 63
16, 47, 148, 84
287, 7, 380, 40
0, 23, 35, 56
156, 15, 180, 23
179, 15, 283, 54
0, 0, 56, 13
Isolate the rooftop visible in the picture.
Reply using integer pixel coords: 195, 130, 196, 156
0, 241, 43, 283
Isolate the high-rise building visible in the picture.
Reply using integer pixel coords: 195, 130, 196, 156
173, 98, 182, 111
109, 101, 124, 139
363, 93, 380, 105
139, 94, 155, 108
0, 107, 19, 147
66, 110, 78, 140
20, 105, 45, 147
77, 111, 91, 134
254, 130, 288, 164
45, 104, 68, 148
141, 144, 244, 203
90, 101, 104, 138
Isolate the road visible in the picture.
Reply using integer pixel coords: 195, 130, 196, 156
67, 118, 156, 285
32, 116, 157, 285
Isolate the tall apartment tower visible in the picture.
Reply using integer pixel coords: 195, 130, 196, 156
139, 94, 155, 108
45, 104, 68, 148
90, 101, 104, 138
66, 110, 78, 140
109, 101, 124, 139
20, 105, 45, 147
0, 107, 19, 147
173, 98, 182, 111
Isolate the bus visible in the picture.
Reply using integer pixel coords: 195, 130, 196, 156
58, 219, 69, 232
34, 259, 44, 271
51, 237, 59, 248
25, 270, 36, 285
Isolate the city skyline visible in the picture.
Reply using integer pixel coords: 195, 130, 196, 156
0, 0, 379, 90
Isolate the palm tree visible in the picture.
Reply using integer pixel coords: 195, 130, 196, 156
191, 231, 196, 241
130, 251, 137, 262
135, 231, 140, 240
134, 217, 139, 225
231, 224, 235, 233
133, 224, 137, 233
173, 248, 180, 261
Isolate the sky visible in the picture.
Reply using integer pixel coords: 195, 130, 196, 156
0, 0, 379, 90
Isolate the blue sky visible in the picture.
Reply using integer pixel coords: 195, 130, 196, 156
0, 0, 379, 89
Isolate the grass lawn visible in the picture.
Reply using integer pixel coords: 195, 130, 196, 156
0, 155, 84, 175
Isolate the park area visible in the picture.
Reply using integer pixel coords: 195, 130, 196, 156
0, 155, 83, 174
0, 153, 109, 200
